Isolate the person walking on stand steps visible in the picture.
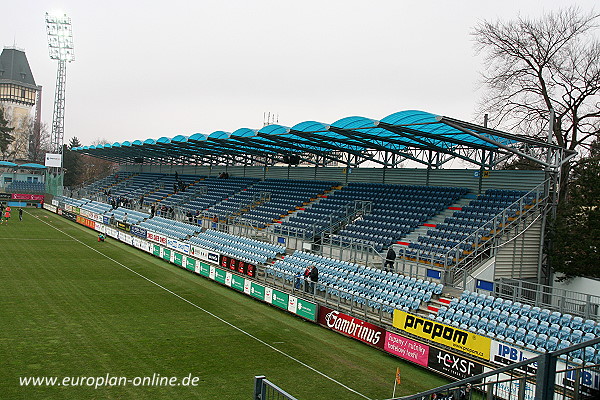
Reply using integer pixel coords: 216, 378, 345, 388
384, 246, 396, 272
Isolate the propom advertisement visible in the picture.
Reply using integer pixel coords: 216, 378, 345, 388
393, 310, 491, 359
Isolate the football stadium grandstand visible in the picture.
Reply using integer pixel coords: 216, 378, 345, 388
12, 109, 597, 399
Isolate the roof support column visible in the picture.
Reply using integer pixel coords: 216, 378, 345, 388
382, 151, 389, 184
478, 150, 486, 195
426, 150, 433, 186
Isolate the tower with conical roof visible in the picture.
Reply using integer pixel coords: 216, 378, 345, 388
0, 46, 42, 161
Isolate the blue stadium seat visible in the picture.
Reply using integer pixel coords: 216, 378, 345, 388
480, 306, 492, 319
523, 331, 536, 346
546, 337, 559, 351
582, 319, 596, 334
534, 333, 548, 349
548, 323, 560, 338
548, 311, 561, 325
538, 309, 551, 323
527, 318, 539, 332
505, 325, 517, 340
537, 321, 550, 335
571, 329, 583, 344
559, 313, 573, 327
571, 316, 584, 331
477, 317, 489, 331
516, 316, 529, 329
558, 327, 572, 341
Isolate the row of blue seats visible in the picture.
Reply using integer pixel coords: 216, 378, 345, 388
265, 252, 442, 313
457, 290, 597, 332
187, 234, 284, 265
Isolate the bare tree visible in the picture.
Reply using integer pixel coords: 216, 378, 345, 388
473, 7, 600, 195
28, 119, 51, 163
79, 138, 117, 184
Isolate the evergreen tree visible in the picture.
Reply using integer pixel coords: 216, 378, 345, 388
550, 139, 600, 280
63, 137, 83, 187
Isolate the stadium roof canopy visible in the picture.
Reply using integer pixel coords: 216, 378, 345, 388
72, 109, 571, 169
18, 163, 47, 169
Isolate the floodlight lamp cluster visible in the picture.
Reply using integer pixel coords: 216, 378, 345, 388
45, 12, 75, 62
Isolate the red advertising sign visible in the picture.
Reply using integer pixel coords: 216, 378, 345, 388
11, 193, 45, 201
318, 306, 386, 349
76, 215, 96, 230
146, 231, 167, 245
384, 331, 430, 367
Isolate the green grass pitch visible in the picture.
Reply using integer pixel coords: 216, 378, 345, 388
0, 209, 447, 399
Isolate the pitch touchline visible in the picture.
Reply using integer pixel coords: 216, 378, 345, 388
33, 212, 372, 400
0, 238, 74, 241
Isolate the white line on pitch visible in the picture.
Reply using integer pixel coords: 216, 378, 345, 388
32, 211, 372, 400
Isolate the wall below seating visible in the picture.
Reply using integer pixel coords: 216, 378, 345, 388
119, 165, 545, 193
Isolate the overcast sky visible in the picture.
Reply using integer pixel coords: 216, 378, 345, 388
2, 0, 597, 147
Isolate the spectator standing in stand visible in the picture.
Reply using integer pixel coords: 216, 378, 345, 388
308, 265, 319, 294
384, 246, 396, 272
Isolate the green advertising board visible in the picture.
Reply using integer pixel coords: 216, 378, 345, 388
250, 282, 265, 301
230, 274, 245, 291
296, 298, 317, 321
153, 244, 161, 257
271, 289, 289, 310
162, 248, 171, 262
173, 252, 183, 266
214, 268, 227, 284
198, 262, 210, 277
185, 257, 196, 272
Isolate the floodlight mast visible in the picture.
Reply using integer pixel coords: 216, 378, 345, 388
45, 12, 74, 158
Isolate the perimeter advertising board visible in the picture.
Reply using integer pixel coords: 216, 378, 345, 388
318, 306, 386, 349
76, 215, 96, 229
393, 310, 491, 359
185, 257, 196, 272
197, 262, 210, 277
295, 298, 317, 321
489, 340, 539, 374
190, 245, 219, 264
250, 282, 265, 300
230, 274, 245, 291
166, 238, 190, 255
173, 252, 183, 267
130, 225, 147, 238
270, 289, 289, 310
384, 332, 429, 366
147, 231, 167, 245
116, 221, 131, 232
12, 193, 45, 201
43, 203, 57, 213
489, 341, 599, 397
428, 347, 484, 381
214, 268, 227, 284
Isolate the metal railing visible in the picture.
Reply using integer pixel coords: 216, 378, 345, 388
396, 180, 549, 286
388, 336, 600, 400
254, 376, 299, 400
494, 277, 600, 320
